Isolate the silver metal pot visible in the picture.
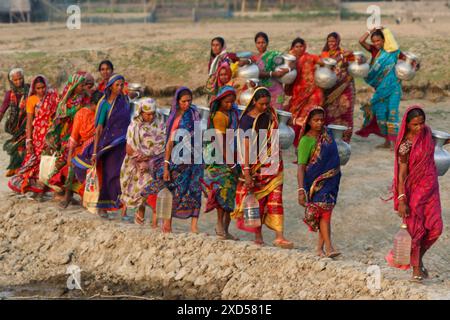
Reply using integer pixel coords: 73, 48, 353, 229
395, 52, 419, 81
197, 105, 210, 131
348, 51, 370, 78
432, 130, 450, 176
237, 63, 260, 80
315, 58, 337, 89
328, 124, 351, 166
276, 110, 295, 149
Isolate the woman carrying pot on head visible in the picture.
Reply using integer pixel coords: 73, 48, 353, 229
356, 27, 418, 150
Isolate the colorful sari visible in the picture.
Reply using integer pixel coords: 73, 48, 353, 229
8, 75, 58, 193
142, 87, 203, 219
44, 72, 88, 191
298, 107, 341, 232
1, 70, 30, 176
320, 34, 355, 143
355, 47, 402, 142
120, 98, 165, 209
253, 50, 285, 110
231, 87, 284, 233
201, 86, 240, 213
386, 106, 442, 269
286, 51, 324, 147
72, 74, 131, 210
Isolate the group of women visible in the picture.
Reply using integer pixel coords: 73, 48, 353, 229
0, 26, 447, 282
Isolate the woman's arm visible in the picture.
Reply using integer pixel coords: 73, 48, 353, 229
25, 112, 34, 154
397, 161, 410, 218
359, 29, 373, 52
297, 164, 307, 207
163, 138, 174, 182
243, 137, 254, 189
91, 125, 103, 164
0, 91, 11, 122
126, 143, 134, 156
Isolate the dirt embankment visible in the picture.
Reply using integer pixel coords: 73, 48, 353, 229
1, 194, 449, 300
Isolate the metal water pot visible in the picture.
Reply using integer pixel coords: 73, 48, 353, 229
274, 53, 297, 85
239, 79, 259, 106
327, 124, 351, 166
314, 58, 337, 89
348, 51, 370, 78
395, 52, 419, 81
276, 110, 295, 149
237, 63, 259, 80
432, 130, 450, 176
197, 105, 210, 131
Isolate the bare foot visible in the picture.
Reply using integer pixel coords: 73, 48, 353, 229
376, 141, 391, 149
316, 249, 325, 257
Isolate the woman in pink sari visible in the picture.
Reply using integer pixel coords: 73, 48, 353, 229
387, 106, 447, 282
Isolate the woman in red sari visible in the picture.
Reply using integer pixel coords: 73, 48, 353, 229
320, 32, 355, 143
286, 38, 324, 147
386, 106, 446, 282
8, 75, 58, 195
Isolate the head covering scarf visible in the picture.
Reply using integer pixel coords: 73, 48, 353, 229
8, 68, 27, 95
94, 74, 125, 126
322, 32, 341, 54
208, 85, 238, 129
55, 72, 87, 119
166, 86, 200, 140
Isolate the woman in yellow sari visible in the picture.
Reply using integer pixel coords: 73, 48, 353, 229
232, 87, 293, 248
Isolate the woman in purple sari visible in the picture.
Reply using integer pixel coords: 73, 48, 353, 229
72, 74, 131, 216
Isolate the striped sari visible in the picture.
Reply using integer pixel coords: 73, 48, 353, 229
232, 87, 284, 233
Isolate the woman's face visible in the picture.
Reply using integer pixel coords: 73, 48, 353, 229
253, 96, 270, 114
178, 94, 192, 112
84, 81, 95, 95
371, 35, 384, 50
100, 63, 113, 81
11, 73, 24, 88
327, 36, 338, 51
211, 40, 223, 56
291, 42, 306, 57
219, 68, 231, 85
35, 82, 46, 97
219, 94, 235, 112
141, 111, 155, 123
308, 112, 325, 132
73, 80, 86, 95
255, 36, 268, 54
407, 115, 425, 135
110, 79, 124, 95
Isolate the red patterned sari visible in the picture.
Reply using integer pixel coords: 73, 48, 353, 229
286, 52, 324, 147
320, 47, 355, 143
8, 76, 58, 193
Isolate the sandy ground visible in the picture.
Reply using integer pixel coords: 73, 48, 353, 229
0, 20, 449, 298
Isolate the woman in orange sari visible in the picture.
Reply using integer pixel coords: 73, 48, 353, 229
286, 38, 324, 147
320, 32, 355, 143
232, 87, 293, 248
60, 91, 101, 208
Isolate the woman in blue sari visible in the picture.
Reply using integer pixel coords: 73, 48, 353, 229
143, 87, 203, 233
72, 74, 131, 216
201, 85, 240, 240
297, 106, 341, 258
356, 28, 409, 149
